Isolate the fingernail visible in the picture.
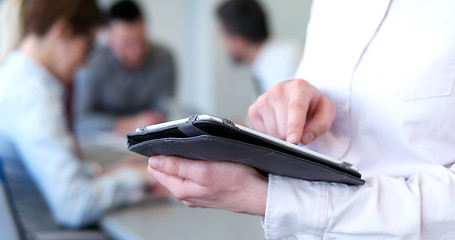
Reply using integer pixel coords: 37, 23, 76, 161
149, 156, 163, 170
287, 133, 299, 144
302, 132, 315, 145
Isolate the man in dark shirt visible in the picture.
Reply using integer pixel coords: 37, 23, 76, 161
75, 0, 175, 136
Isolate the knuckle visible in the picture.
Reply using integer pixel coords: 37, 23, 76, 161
288, 99, 305, 110
269, 86, 283, 102
289, 81, 312, 99
256, 94, 268, 108
291, 78, 309, 89
248, 104, 257, 118
166, 159, 181, 176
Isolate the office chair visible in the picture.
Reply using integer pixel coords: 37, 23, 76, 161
0, 156, 20, 240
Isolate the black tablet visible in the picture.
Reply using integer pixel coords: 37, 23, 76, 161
127, 115, 364, 185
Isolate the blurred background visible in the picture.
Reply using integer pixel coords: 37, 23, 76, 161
92, 0, 313, 120
0, 0, 313, 119
0, 1, 315, 239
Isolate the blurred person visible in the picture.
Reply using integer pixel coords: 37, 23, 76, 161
217, 0, 303, 95
75, 0, 175, 136
0, 0, 162, 230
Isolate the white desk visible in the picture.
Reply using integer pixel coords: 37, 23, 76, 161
80, 135, 265, 240
100, 201, 264, 240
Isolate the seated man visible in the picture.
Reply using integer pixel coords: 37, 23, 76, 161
75, 0, 175, 136
217, 0, 303, 95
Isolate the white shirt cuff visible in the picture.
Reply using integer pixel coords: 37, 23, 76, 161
263, 174, 330, 239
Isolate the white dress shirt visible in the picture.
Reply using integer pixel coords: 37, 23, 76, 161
263, 0, 455, 239
0, 52, 144, 227
252, 39, 303, 94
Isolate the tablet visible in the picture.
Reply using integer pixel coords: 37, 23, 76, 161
127, 114, 364, 185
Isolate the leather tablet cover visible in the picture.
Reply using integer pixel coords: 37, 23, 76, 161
127, 116, 364, 185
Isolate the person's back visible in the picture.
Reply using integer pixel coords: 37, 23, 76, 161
74, 0, 175, 137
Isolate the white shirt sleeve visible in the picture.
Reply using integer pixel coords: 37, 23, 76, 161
263, 164, 455, 239
7, 67, 145, 228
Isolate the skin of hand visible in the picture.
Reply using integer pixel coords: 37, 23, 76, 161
248, 79, 336, 145
148, 79, 337, 215
114, 111, 165, 135
148, 156, 268, 216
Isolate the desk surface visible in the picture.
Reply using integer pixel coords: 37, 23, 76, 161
100, 201, 264, 240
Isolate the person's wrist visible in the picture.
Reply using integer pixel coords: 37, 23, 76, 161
241, 173, 268, 216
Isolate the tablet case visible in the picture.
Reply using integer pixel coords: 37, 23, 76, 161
127, 115, 365, 185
